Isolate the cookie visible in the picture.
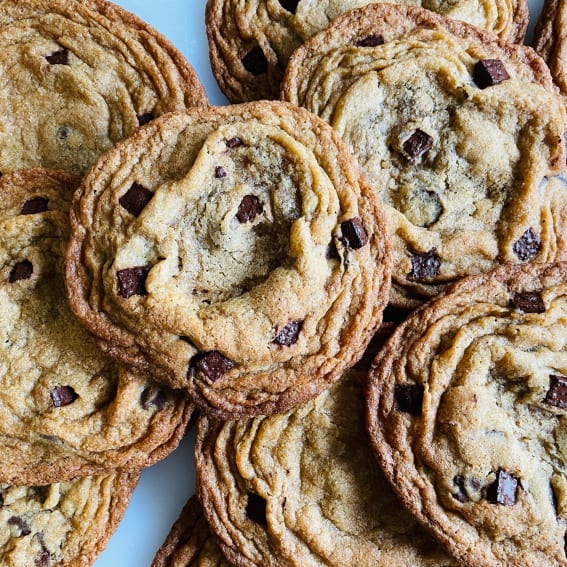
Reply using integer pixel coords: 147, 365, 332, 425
0, 472, 138, 566
282, 3, 567, 308
65, 101, 391, 418
205, 0, 529, 102
367, 262, 567, 566
0, 0, 206, 175
152, 495, 231, 567
0, 169, 193, 485
195, 367, 456, 566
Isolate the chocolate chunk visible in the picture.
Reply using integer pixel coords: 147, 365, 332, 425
192, 351, 235, 382
9, 260, 33, 282
403, 129, 433, 160
215, 166, 227, 179
544, 375, 567, 410
141, 387, 167, 410
246, 493, 267, 526
35, 533, 50, 567
45, 48, 69, 65
137, 112, 154, 126
236, 195, 263, 223
513, 228, 541, 261
272, 320, 303, 346
452, 475, 469, 503
118, 182, 153, 217
242, 46, 268, 75
473, 59, 510, 89
394, 384, 424, 416
20, 197, 48, 215
8, 516, 31, 536
355, 34, 385, 47
486, 469, 518, 505
510, 291, 545, 313
226, 136, 243, 149
50, 385, 78, 408
278, 0, 300, 13
57, 126, 70, 140
116, 265, 151, 298
340, 217, 368, 249
408, 248, 441, 280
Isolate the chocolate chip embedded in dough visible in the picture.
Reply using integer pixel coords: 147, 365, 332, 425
9, 260, 33, 282
116, 265, 151, 298
215, 166, 227, 179
544, 375, 567, 410
242, 46, 268, 75
246, 493, 267, 526
510, 291, 545, 313
8, 516, 31, 536
236, 195, 263, 223
45, 48, 69, 65
20, 197, 48, 215
272, 320, 303, 346
394, 384, 424, 416
340, 217, 368, 249
486, 469, 518, 505
473, 59, 510, 89
278, 0, 299, 13
226, 137, 243, 149
513, 228, 541, 261
137, 112, 154, 126
355, 34, 384, 47
403, 129, 433, 160
50, 385, 79, 408
408, 248, 441, 280
452, 476, 469, 503
118, 182, 153, 217
192, 351, 235, 382
141, 387, 167, 410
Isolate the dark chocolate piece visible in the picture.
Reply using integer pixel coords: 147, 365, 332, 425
8, 516, 31, 536
340, 217, 368, 249
408, 248, 441, 280
116, 265, 151, 298
394, 384, 424, 416
278, 0, 300, 13
192, 351, 235, 382
355, 34, 385, 47
510, 291, 545, 313
45, 48, 69, 65
403, 129, 433, 159
50, 385, 79, 408
452, 475, 469, 503
242, 46, 268, 75
246, 493, 267, 526
272, 320, 303, 346
118, 182, 153, 217
141, 387, 167, 410
473, 59, 510, 89
513, 228, 541, 261
20, 197, 48, 215
215, 166, 227, 179
9, 260, 33, 282
137, 112, 154, 126
226, 137, 243, 149
544, 375, 567, 410
486, 469, 518, 505
236, 195, 263, 223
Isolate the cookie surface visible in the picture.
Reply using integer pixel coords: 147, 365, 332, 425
0, 472, 138, 567
367, 262, 567, 566
282, 3, 567, 307
206, 0, 529, 102
0, 0, 206, 175
0, 169, 193, 485
66, 101, 391, 418
195, 367, 455, 566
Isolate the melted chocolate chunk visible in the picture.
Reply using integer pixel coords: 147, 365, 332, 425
473, 59, 510, 89
116, 265, 151, 298
355, 34, 385, 47
21, 197, 49, 215
226, 137, 243, 149
340, 217, 368, 249
278, 0, 300, 13
236, 195, 263, 223
403, 129, 433, 160
510, 291, 545, 313
544, 375, 567, 410
246, 493, 267, 526
8, 516, 31, 536
513, 228, 541, 261
141, 387, 167, 410
242, 46, 268, 75
50, 385, 79, 408
45, 48, 69, 65
408, 248, 441, 280
137, 112, 154, 126
9, 260, 33, 282
35, 533, 50, 567
272, 320, 303, 346
486, 469, 518, 505
394, 384, 424, 416
192, 351, 235, 382
118, 182, 153, 217
215, 166, 227, 179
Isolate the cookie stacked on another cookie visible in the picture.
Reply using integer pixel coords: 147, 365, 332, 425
205, 0, 529, 101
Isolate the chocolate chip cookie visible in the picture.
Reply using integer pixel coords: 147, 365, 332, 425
0, 472, 138, 566
206, 0, 529, 102
0, 0, 206, 175
367, 262, 567, 566
66, 101, 391, 419
0, 169, 193, 485
195, 367, 455, 566
282, 3, 567, 307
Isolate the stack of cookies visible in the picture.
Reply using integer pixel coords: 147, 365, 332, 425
2, 0, 567, 565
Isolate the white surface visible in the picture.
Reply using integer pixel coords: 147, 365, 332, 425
93, 0, 546, 565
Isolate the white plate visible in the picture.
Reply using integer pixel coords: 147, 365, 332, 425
93, 0, 546, 565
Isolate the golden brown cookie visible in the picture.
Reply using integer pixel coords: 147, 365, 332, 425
65, 101, 391, 419
206, 0, 529, 102
282, 3, 567, 308
367, 262, 567, 566
0, 169, 193, 485
0, 0, 206, 175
